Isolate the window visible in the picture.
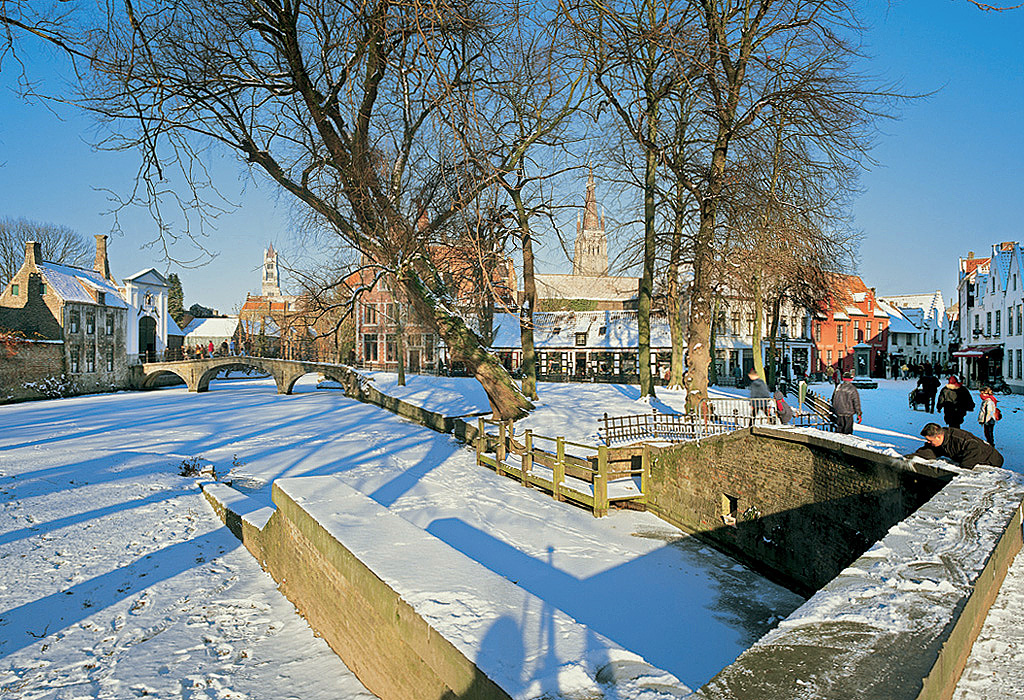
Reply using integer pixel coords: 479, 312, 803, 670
105, 314, 114, 335
363, 303, 377, 325
1010, 352, 1014, 380
1010, 310, 1015, 336
836, 325, 844, 343
385, 334, 397, 362
996, 310, 1001, 336
867, 321, 872, 336
1019, 305, 1023, 335
856, 329, 864, 343
827, 349, 833, 364
69, 347, 80, 373
10, 283, 18, 296
386, 302, 398, 321
746, 313, 755, 336
423, 334, 434, 362
105, 347, 114, 372
1018, 349, 1022, 380
362, 333, 378, 362
85, 350, 95, 373
40, 283, 46, 295
86, 313, 95, 335
731, 312, 741, 334
598, 325, 607, 336
814, 323, 821, 342
575, 332, 587, 346
987, 312, 992, 335
97, 291, 105, 305
69, 310, 80, 333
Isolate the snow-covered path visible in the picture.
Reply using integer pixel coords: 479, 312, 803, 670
0, 389, 377, 699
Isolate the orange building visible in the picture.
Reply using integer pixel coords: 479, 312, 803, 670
810, 275, 890, 378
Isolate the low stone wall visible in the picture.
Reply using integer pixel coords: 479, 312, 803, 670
695, 465, 1024, 700
645, 426, 954, 594
203, 478, 687, 700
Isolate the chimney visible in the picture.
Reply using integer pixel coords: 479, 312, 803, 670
25, 240, 42, 267
968, 251, 974, 259
94, 234, 111, 281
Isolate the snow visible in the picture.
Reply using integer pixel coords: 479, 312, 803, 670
3, 372, 1023, 698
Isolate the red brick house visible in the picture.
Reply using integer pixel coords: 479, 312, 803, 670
810, 275, 890, 378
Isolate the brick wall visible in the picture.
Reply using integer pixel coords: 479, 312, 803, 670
645, 427, 952, 594
0, 338, 69, 402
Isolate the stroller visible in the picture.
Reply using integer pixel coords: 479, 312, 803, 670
908, 387, 930, 411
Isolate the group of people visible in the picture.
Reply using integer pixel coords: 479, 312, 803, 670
746, 366, 1005, 469
182, 339, 240, 360
892, 360, 949, 381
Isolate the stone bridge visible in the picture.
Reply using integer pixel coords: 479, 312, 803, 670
136, 356, 357, 395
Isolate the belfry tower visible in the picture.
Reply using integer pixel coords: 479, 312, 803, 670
572, 171, 608, 276
262, 243, 282, 297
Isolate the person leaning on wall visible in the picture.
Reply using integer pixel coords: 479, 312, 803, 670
906, 422, 1004, 469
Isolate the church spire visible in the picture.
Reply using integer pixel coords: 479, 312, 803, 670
582, 168, 601, 231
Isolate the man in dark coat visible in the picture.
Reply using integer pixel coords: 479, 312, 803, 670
936, 376, 975, 429
748, 368, 771, 419
908, 423, 1003, 468
831, 370, 862, 434
917, 372, 941, 413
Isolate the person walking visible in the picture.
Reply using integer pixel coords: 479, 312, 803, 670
936, 376, 974, 429
831, 370, 862, 434
774, 389, 794, 425
747, 368, 771, 421
977, 386, 1000, 447
908, 423, 1003, 468
917, 371, 941, 413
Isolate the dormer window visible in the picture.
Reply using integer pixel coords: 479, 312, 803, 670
553, 326, 561, 335
599, 325, 607, 336
97, 291, 105, 305
575, 332, 587, 346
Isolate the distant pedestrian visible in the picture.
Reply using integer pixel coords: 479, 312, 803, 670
917, 372, 941, 413
977, 386, 1000, 446
936, 376, 974, 429
207, 340, 215, 356
831, 370, 862, 434
908, 423, 1003, 469
900, 363, 909, 380
747, 368, 771, 420
229, 339, 236, 355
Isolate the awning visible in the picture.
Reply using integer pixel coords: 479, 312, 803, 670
952, 345, 1002, 358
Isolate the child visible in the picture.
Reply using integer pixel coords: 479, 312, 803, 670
977, 385, 1000, 447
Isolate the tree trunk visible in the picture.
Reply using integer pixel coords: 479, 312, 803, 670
666, 217, 686, 390
396, 305, 406, 386
752, 275, 766, 385
512, 189, 539, 401
638, 118, 658, 399
683, 194, 717, 412
401, 270, 533, 420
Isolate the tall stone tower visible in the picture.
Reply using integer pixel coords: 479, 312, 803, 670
262, 243, 282, 297
573, 171, 608, 276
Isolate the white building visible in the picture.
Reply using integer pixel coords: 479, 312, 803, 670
877, 291, 950, 371
954, 242, 1023, 391
122, 268, 184, 361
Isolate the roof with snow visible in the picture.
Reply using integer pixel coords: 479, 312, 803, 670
124, 268, 168, 286
490, 310, 675, 350
38, 262, 128, 309
876, 300, 920, 335
183, 316, 239, 339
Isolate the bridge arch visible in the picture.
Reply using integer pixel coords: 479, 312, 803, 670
194, 358, 272, 392
140, 367, 189, 389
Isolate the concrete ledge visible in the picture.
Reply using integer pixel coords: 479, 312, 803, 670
695, 466, 1024, 699
203, 477, 689, 700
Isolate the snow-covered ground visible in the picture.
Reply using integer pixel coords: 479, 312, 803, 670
2, 372, 1021, 699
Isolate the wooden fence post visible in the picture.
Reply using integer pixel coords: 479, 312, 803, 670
522, 430, 532, 486
476, 417, 485, 465
595, 445, 609, 517
496, 421, 507, 475
554, 437, 565, 502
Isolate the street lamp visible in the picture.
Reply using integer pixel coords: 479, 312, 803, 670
779, 319, 789, 386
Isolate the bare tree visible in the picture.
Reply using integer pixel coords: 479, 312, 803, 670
40, 0, 585, 419
0, 217, 91, 287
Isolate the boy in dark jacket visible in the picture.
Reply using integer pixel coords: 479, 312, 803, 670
908, 423, 1003, 468
831, 371, 862, 434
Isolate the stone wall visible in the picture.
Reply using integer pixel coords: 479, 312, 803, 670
0, 338, 69, 402
645, 427, 954, 594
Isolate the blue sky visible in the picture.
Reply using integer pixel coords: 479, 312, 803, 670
0, 0, 1021, 313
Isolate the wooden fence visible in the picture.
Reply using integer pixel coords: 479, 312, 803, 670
475, 418, 647, 517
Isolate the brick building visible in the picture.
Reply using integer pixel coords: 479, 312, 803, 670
0, 238, 129, 398
810, 275, 889, 378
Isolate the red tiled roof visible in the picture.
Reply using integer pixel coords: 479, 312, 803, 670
961, 257, 990, 275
